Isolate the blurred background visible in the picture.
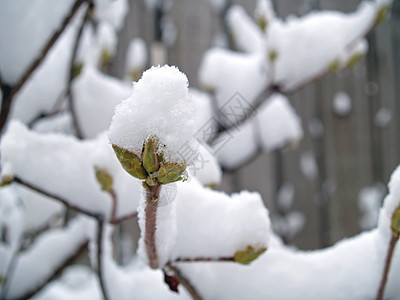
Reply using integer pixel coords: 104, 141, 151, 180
109, 0, 400, 250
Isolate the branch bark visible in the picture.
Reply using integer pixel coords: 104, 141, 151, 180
376, 234, 399, 300
66, 1, 93, 139
145, 183, 161, 269
12, 176, 138, 224
0, 0, 88, 134
96, 217, 110, 300
166, 263, 202, 300
172, 256, 234, 263
5, 241, 88, 300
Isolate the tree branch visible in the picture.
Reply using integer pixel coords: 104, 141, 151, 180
67, 1, 93, 139
0, 0, 88, 135
11, 176, 137, 224
145, 183, 162, 269
166, 263, 202, 300
172, 256, 234, 263
376, 233, 399, 300
6, 241, 88, 300
11, 0, 88, 97
96, 217, 110, 300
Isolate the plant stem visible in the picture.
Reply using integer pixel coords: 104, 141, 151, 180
12, 176, 138, 224
97, 217, 110, 300
166, 263, 202, 300
145, 183, 161, 269
376, 234, 399, 300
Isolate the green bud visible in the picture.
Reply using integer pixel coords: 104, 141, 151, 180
375, 6, 389, 26
158, 163, 186, 184
0, 176, 13, 187
101, 49, 112, 65
391, 205, 400, 238
129, 69, 142, 82
72, 63, 83, 79
142, 138, 159, 173
346, 53, 364, 68
257, 17, 268, 33
327, 59, 340, 73
145, 176, 158, 187
95, 167, 113, 192
112, 145, 148, 179
269, 50, 278, 63
142, 181, 150, 191
234, 246, 266, 265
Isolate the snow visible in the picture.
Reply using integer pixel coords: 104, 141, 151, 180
215, 119, 258, 169
199, 48, 268, 112
0, 187, 24, 292
32, 112, 74, 135
16, 185, 64, 231
73, 66, 131, 138
0, 0, 76, 85
190, 88, 215, 143
124, 38, 148, 82
374, 107, 392, 128
208, 0, 226, 12
170, 177, 270, 260
300, 151, 319, 181
332, 91, 352, 116
268, 2, 378, 91
94, 0, 129, 31
9, 8, 83, 124
226, 5, 264, 53
109, 65, 197, 165
1, 121, 141, 220
212, 94, 302, 169
188, 142, 222, 187
257, 94, 303, 151
5, 217, 87, 299
254, 0, 276, 32
358, 184, 385, 230
277, 183, 295, 213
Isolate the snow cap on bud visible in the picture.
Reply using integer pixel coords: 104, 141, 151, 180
109, 65, 197, 183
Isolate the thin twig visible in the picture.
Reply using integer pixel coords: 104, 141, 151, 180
11, 0, 87, 97
172, 256, 234, 263
67, 1, 93, 139
145, 183, 161, 269
166, 263, 202, 300
96, 217, 110, 300
376, 234, 399, 300
6, 241, 88, 300
0, 0, 87, 134
12, 177, 137, 224
13, 177, 100, 219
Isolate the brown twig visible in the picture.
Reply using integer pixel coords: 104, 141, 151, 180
376, 234, 399, 300
67, 1, 93, 139
0, 0, 88, 134
145, 183, 162, 269
96, 217, 110, 300
12, 177, 138, 224
5, 241, 88, 300
172, 256, 234, 263
166, 263, 202, 300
